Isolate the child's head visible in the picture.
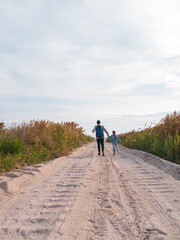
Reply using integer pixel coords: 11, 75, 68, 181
112, 130, 116, 135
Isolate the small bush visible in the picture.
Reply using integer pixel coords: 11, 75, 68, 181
0, 134, 23, 155
0, 153, 22, 173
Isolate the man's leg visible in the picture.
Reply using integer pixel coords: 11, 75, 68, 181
97, 139, 101, 155
101, 138, 104, 156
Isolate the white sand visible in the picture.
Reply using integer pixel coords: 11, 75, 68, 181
0, 142, 180, 239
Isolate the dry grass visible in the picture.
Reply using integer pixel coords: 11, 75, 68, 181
117, 111, 180, 164
0, 120, 94, 173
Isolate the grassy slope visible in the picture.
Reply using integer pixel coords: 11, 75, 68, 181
0, 120, 94, 173
110, 112, 180, 164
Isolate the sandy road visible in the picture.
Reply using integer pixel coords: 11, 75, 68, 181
0, 142, 180, 240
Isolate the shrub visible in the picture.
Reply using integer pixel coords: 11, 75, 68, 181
0, 134, 23, 155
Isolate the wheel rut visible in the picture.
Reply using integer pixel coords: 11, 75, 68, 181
0, 142, 180, 240
0, 144, 94, 240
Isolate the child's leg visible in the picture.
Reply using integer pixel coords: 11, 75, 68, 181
112, 143, 116, 154
115, 142, 118, 151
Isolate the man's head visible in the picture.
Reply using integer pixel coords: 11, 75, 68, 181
113, 130, 116, 135
97, 120, 100, 125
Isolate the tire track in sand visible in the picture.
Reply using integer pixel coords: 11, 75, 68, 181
0, 144, 94, 240
89, 148, 148, 240
0, 142, 180, 240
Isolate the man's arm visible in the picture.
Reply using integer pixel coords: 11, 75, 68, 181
102, 126, 109, 137
92, 126, 96, 133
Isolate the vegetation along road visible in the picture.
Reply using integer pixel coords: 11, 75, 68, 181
0, 142, 180, 240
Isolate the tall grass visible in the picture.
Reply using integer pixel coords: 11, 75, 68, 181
0, 120, 94, 173
117, 111, 180, 164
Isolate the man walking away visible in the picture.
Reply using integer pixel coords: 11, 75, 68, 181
92, 120, 109, 156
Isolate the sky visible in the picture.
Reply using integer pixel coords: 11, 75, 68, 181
0, 0, 180, 136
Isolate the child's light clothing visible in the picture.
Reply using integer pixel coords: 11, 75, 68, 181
109, 134, 121, 153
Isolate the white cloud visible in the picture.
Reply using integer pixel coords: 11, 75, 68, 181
0, 0, 179, 133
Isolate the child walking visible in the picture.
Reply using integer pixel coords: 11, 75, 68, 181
108, 131, 121, 155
